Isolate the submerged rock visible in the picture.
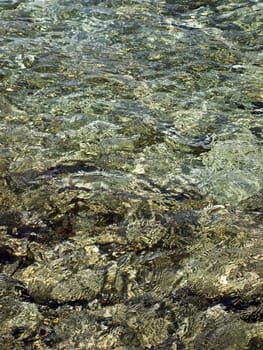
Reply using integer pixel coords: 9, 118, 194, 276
0, 296, 43, 350
0, 0, 262, 347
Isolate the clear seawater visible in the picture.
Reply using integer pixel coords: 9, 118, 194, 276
0, 1, 262, 349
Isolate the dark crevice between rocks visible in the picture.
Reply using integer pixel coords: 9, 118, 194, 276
45, 161, 99, 176
250, 126, 263, 140
0, 244, 35, 277
11, 225, 51, 242
48, 216, 75, 242
0, 273, 30, 299
5, 160, 100, 193
0, 210, 22, 229
0, 210, 56, 243
247, 337, 263, 350
4, 220, 72, 245
163, 0, 220, 15
0, 246, 17, 264
17, 324, 58, 349
172, 287, 210, 312
20, 292, 91, 310
1, 209, 76, 245
172, 288, 263, 323
251, 101, 263, 115
218, 295, 263, 323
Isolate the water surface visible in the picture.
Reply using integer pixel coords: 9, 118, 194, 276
0, 0, 262, 349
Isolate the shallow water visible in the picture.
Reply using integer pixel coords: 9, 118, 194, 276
0, 1, 262, 349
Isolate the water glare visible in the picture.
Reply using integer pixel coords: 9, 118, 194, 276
0, 0, 262, 349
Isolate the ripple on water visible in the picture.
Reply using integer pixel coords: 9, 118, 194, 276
0, 0, 262, 349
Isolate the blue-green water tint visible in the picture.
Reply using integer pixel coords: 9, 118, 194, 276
0, 1, 262, 349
